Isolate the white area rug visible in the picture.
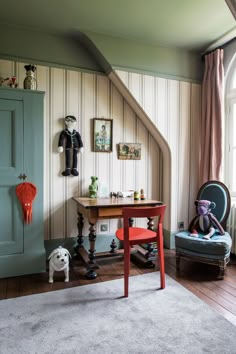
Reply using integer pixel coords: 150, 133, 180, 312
0, 273, 235, 354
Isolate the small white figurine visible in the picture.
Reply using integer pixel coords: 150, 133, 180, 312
0, 77, 9, 86
48, 246, 71, 283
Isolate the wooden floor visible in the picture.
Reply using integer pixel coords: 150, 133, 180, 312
1, 249, 236, 326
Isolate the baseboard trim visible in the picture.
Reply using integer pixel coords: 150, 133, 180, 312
44, 235, 119, 258
163, 229, 176, 249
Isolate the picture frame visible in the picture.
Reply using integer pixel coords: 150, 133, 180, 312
118, 143, 141, 160
93, 118, 113, 152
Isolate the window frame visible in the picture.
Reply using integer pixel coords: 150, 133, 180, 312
225, 58, 236, 198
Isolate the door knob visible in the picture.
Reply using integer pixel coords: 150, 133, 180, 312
18, 173, 27, 180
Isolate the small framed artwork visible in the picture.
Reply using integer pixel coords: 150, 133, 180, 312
93, 118, 113, 152
118, 143, 141, 160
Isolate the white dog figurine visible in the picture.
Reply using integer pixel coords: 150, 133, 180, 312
48, 246, 71, 283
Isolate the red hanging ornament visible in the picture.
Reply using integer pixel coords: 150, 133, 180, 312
16, 182, 37, 224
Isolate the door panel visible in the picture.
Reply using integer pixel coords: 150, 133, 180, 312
0, 98, 24, 255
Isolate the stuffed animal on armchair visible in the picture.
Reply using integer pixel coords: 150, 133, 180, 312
188, 200, 225, 240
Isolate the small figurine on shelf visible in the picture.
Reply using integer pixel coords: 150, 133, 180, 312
58, 115, 84, 176
110, 192, 117, 199
140, 188, 145, 200
8, 76, 18, 88
24, 64, 37, 90
89, 176, 98, 198
0, 77, 9, 86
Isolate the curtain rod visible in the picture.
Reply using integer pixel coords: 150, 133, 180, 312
201, 36, 236, 61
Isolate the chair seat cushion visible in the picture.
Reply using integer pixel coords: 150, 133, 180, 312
175, 231, 232, 259
116, 227, 156, 242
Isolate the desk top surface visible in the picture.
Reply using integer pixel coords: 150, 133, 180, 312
72, 197, 162, 208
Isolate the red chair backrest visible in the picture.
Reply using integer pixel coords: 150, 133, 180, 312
123, 205, 166, 231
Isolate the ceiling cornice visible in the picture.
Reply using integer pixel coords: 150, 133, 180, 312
202, 27, 236, 54
225, 0, 236, 19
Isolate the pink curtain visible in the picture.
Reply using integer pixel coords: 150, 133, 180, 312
199, 48, 224, 186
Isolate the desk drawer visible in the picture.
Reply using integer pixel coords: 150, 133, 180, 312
98, 207, 122, 217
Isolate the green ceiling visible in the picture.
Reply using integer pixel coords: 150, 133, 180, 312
0, 0, 235, 53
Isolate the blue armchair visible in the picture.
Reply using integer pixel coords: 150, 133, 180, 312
175, 180, 232, 279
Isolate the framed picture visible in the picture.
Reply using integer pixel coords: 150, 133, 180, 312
118, 143, 141, 160
93, 118, 113, 152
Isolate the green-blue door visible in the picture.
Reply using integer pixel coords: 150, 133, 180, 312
0, 88, 45, 278
0, 98, 24, 255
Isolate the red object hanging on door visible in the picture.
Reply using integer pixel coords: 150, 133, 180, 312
16, 182, 37, 224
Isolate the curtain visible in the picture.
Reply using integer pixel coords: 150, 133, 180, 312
199, 48, 224, 186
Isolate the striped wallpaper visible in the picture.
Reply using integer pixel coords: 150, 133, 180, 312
0, 59, 164, 241
115, 70, 201, 237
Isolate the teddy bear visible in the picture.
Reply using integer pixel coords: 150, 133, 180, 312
89, 176, 98, 198
188, 199, 225, 240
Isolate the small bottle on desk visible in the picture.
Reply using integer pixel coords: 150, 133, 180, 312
134, 191, 140, 200
140, 188, 145, 200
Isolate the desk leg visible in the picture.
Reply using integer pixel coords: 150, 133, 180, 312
145, 217, 155, 267
87, 223, 98, 279
131, 217, 155, 268
74, 212, 84, 254
147, 217, 154, 231
129, 217, 134, 227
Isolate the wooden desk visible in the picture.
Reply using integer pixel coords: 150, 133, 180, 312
72, 197, 162, 279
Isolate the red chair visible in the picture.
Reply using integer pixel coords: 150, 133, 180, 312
115, 205, 166, 297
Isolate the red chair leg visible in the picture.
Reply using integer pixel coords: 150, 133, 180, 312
116, 205, 167, 296
157, 231, 165, 289
124, 244, 131, 297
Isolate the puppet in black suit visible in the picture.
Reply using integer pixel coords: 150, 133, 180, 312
58, 115, 83, 176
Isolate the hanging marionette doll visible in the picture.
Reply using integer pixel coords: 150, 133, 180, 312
16, 182, 37, 224
58, 115, 84, 176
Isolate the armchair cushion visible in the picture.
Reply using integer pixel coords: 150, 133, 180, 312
175, 231, 232, 260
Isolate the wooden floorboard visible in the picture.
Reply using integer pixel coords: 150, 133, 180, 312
0, 249, 236, 326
